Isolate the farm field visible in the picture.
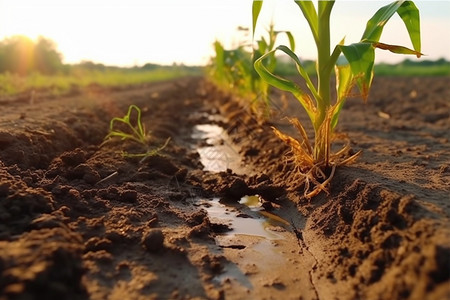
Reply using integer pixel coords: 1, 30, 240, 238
0, 75, 448, 299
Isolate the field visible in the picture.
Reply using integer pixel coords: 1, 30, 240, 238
0, 74, 448, 300
0, 66, 201, 97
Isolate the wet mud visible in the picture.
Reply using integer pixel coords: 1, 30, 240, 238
0, 76, 449, 299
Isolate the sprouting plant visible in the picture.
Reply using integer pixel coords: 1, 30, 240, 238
209, 25, 294, 119
252, 23, 295, 117
103, 104, 170, 161
209, 40, 254, 95
253, 0, 422, 198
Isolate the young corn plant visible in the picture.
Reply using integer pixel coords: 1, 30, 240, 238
209, 40, 255, 96
209, 25, 294, 119
252, 24, 295, 117
253, 0, 422, 198
103, 104, 170, 162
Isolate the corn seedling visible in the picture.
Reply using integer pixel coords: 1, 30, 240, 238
103, 104, 170, 161
253, 0, 422, 198
209, 40, 255, 95
252, 24, 295, 117
209, 25, 294, 119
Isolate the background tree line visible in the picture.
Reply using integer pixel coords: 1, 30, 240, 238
0, 35, 447, 77
0, 35, 64, 75
0, 35, 202, 76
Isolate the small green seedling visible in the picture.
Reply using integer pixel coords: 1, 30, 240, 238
253, 0, 422, 197
103, 104, 170, 161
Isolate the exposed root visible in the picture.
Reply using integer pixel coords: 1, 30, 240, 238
304, 164, 336, 199
273, 117, 362, 199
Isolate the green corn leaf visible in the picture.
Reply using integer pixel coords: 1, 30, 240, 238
254, 49, 316, 121
252, 0, 263, 38
275, 45, 319, 101
318, 0, 335, 20
361, 0, 405, 42
362, 1, 421, 54
259, 37, 268, 53
130, 105, 145, 138
107, 105, 147, 146
285, 31, 296, 52
213, 41, 225, 80
331, 64, 353, 129
294, 0, 319, 43
325, 37, 346, 79
274, 30, 296, 52
396, 1, 421, 53
336, 64, 353, 103
254, 50, 304, 97
339, 43, 375, 100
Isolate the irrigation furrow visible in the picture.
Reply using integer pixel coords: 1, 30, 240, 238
0, 79, 190, 170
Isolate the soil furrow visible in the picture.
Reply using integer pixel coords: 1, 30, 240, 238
0, 76, 449, 300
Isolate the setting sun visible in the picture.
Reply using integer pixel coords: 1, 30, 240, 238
1, 0, 448, 66
0, 0, 252, 66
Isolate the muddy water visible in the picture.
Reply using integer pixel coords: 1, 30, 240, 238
192, 123, 318, 299
192, 123, 243, 173
197, 195, 317, 299
200, 195, 287, 240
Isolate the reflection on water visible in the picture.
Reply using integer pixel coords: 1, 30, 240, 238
200, 195, 289, 240
192, 123, 241, 173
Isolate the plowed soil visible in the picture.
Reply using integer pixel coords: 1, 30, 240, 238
0, 76, 449, 300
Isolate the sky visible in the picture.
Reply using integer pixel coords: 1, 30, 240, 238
0, 0, 448, 67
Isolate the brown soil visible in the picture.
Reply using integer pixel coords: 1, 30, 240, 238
0, 76, 449, 300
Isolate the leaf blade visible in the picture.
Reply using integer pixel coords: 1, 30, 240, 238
294, 0, 319, 43
252, 0, 263, 38
254, 48, 316, 122
396, 1, 421, 53
339, 43, 375, 100
275, 45, 319, 101
331, 64, 353, 129
285, 31, 296, 52
361, 0, 405, 42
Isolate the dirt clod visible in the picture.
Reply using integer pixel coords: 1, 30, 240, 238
141, 229, 165, 253
0, 77, 448, 299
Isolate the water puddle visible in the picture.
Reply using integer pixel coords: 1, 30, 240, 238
192, 123, 241, 173
191, 124, 223, 145
197, 196, 310, 295
211, 236, 285, 289
190, 119, 314, 296
199, 195, 289, 241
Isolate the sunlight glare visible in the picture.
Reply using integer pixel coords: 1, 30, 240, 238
0, 0, 448, 66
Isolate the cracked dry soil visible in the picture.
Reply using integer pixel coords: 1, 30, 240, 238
0, 76, 449, 300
